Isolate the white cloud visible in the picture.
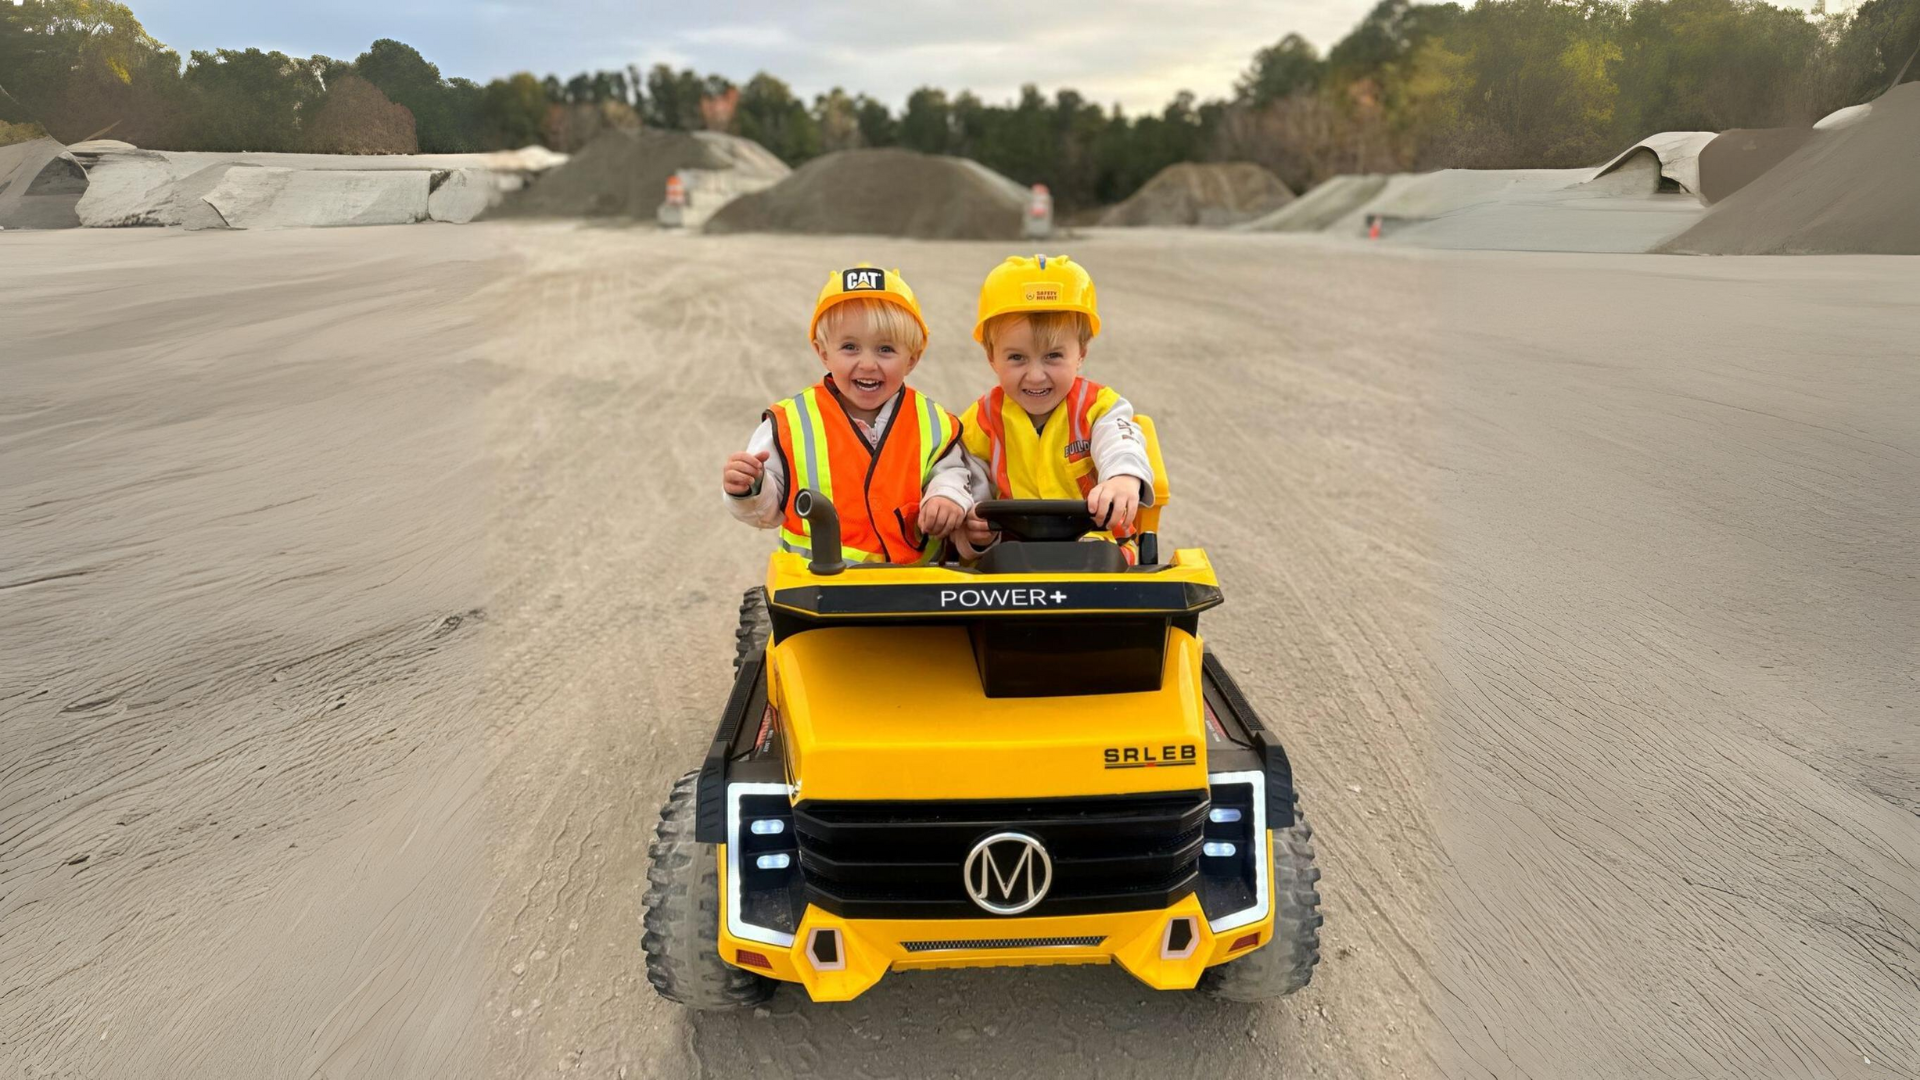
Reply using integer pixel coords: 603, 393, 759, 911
124, 0, 1866, 114
133, 0, 1374, 113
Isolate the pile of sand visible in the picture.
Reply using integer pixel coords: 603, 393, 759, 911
0, 137, 85, 229
704, 148, 1024, 239
492, 128, 728, 218
1696, 128, 1819, 203
1098, 162, 1293, 227
1662, 82, 1920, 255
1238, 174, 1390, 232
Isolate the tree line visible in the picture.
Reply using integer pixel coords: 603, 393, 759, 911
1223, 0, 1918, 189
3, 0, 1914, 207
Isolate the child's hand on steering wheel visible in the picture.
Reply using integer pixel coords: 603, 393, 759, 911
920, 495, 966, 538
1086, 476, 1141, 532
960, 510, 996, 549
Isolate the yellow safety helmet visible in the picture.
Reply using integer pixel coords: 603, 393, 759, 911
972, 254, 1101, 344
809, 264, 930, 345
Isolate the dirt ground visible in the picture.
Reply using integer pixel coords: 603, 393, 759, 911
2, 224, 1914, 1080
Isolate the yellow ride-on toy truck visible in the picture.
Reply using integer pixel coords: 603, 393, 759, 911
642, 419, 1321, 1007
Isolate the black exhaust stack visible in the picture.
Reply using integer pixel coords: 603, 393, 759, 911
793, 489, 846, 575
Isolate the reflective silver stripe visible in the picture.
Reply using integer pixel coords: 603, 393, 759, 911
797, 388, 824, 496
1070, 380, 1090, 444
921, 398, 950, 478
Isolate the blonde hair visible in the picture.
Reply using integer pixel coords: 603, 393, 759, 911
814, 297, 926, 357
981, 311, 1092, 355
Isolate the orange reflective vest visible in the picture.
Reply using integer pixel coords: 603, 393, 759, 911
959, 376, 1135, 538
767, 382, 960, 565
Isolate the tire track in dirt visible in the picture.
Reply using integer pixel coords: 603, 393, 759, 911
1428, 254, 1920, 1079
2, 228, 500, 1079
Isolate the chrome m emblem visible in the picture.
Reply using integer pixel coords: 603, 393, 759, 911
963, 832, 1053, 915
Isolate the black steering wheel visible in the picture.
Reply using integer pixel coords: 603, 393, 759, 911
973, 499, 1098, 542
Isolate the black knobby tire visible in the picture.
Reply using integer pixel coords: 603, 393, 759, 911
1198, 807, 1323, 1001
733, 587, 771, 674
641, 770, 775, 1009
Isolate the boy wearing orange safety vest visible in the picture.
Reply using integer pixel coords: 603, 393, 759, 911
722, 265, 971, 565
926, 254, 1154, 557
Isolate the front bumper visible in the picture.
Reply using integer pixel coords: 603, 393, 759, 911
715, 843, 1277, 1002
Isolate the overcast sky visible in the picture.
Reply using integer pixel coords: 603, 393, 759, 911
129, 0, 1843, 114
129, 0, 1390, 114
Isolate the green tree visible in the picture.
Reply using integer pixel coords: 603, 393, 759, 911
1612, 0, 1828, 133
898, 87, 952, 152
1435, 0, 1623, 165
1328, 0, 1461, 80
735, 72, 820, 162
0, 0, 184, 144
813, 86, 861, 151
443, 76, 486, 150
1834, 0, 1920, 100
353, 38, 475, 151
483, 72, 547, 148
854, 94, 895, 147
625, 63, 645, 108
1240, 33, 1325, 104
177, 47, 324, 151
645, 64, 705, 129
948, 91, 986, 157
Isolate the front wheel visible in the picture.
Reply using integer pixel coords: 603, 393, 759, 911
733, 587, 770, 674
641, 770, 775, 1009
1197, 812, 1322, 1001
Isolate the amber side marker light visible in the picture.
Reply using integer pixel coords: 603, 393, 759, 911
1229, 932, 1261, 952
735, 949, 773, 970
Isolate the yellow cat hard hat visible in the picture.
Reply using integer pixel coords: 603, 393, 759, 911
809, 264, 930, 344
972, 254, 1101, 343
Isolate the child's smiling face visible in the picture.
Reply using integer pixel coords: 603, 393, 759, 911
813, 320, 919, 416
985, 315, 1086, 418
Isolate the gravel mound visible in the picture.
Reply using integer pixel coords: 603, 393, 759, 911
1696, 127, 1819, 204
492, 129, 728, 218
1661, 82, 1920, 255
704, 148, 1023, 239
1099, 162, 1293, 227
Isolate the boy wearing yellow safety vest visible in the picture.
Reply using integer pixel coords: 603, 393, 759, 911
722, 265, 972, 565
927, 254, 1154, 557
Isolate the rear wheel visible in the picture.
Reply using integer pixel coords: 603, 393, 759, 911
1197, 810, 1322, 1001
641, 770, 775, 1010
733, 587, 771, 674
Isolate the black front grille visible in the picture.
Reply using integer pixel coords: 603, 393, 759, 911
793, 791, 1207, 919
902, 936, 1106, 952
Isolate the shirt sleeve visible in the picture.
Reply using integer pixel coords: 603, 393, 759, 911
724, 418, 788, 529
1090, 394, 1156, 506
923, 440, 990, 514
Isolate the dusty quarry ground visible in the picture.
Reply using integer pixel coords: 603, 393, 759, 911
2, 223, 1915, 1080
